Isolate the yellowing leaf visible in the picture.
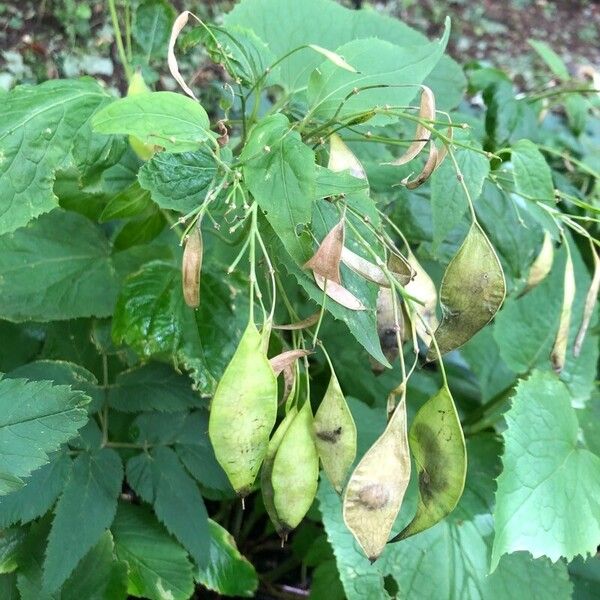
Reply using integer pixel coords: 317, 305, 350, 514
304, 219, 345, 284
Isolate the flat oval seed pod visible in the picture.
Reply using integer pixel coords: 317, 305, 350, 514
404, 252, 438, 347
272, 401, 320, 536
341, 247, 388, 286
550, 248, 576, 373
392, 385, 466, 541
328, 133, 367, 180
182, 227, 203, 308
375, 287, 404, 368
314, 369, 357, 493
304, 219, 345, 284
426, 223, 506, 360
313, 273, 366, 311
209, 321, 278, 496
388, 251, 414, 286
274, 313, 320, 330
574, 248, 600, 357
384, 86, 435, 167
261, 408, 298, 534
522, 231, 554, 295
168, 11, 197, 100
269, 349, 311, 377
343, 396, 411, 561
402, 141, 438, 189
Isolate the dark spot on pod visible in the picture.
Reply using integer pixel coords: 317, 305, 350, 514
316, 426, 342, 443
413, 423, 448, 501
358, 483, 389, 510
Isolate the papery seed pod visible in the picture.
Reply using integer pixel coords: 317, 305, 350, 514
374, 287, 404, 368
313, 273, 366, 311
269, 349, 312, 376
314, 367, 357, 492
182, 227, 203, 308
387, 251, 415, 286
426, 223, 506, 360
384, 86, 435, 167
304, 219, 345, 284
341, 247, 388, 286
209, 321, 278, 496
574, 247, 600, 357
168, 11, 198, 99
404, 252, 438, 348
551, 247, 576, 373
343, 396, 411, 561
271, 401, 319, 537
328, 133, 367, 180
522, 232, 554, 295
274, 313, 320, 330
402, 141, 439, 189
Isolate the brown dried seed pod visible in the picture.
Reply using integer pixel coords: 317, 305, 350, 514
574, 247, 600, 357
313, 273, 366, 311
551, 248, 576, 373
402, 141, 439, 189
182, 227, 203, 308
304, 219, 345, 284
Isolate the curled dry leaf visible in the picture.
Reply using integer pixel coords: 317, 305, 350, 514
313, 273, 366, 311
304, 219, 345, 284
393, 385, 466, 541
402, 141, 439, 189
404, 252, 438, 347
550, 248, 576, 373
269, 349, 311, 377
208, 321, 278, 496
182, 227, 203, 308
328, 133, 367, 180
169, 12, 198, 100
274, 313, 320, 330
385, 86, 435, 167
341, 247, 388, 286
574, 248, 600, 357
522, 231, 554, 295
261, 408, 297, 535
314, 368, 357, 493
271, 401, 319, 536
343, 396, 411, 561
426, 223, 506, 361
308, 44, 357, 73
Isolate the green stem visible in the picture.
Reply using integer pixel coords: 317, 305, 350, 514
108, 0, 132, 83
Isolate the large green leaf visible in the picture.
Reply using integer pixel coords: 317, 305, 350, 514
511, 139, 555, 203
570, 555, 600, 600
43, 449, 123, 591
196, 520, 258, 597
138, 148, 219, 213
307, 26, 449, 124
93, 92, 212, 153
0, 79, 108, 235
111, 502, 195, 600
126, 447, 209, 567
241, 113, 315, 263
133, 0, 175, 60
0, 377, 88, 495
491, 370, 600, 568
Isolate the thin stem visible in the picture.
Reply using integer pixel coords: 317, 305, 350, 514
448, 146, 477, 223
108, 0, 132, 82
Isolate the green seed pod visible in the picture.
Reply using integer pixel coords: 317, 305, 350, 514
343, 396, 411, 561
328, 133, 366, 179
127, 71, 155, 161
404, 251, 438, 348
426, 222, 506, 360
551, 248, 576, 373
271, 401, 319, 536
261, 408, 298, 534
209, 321, 278, 496
314, 368, 357, 493
393, 385, 466, 541
523, 231, 554, 295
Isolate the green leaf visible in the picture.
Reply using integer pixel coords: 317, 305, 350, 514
0, 453, 71, 527
0, 573, 18, 600
109, 363, 203, 412
112, 502, 195, 600
0, 209, 165, 322
92, 92, 212, 153
528, 39, 569, 80
491, 370, 600, 568
43, 449, 123, 591
112, 207, 166, 251
0, 377, 88, 495
0, 322, 41, 372
0, 79, 108, 235
0, 528, 25, 574
307, 24, 449, 124
511, 139, 555, 203
138, 148, 219, 213
126, 447, 209, 566
570, 555, 600, 600
99, 181, 153, 222
315, 165, 369, 198
431, 145, 489, 250
133, 0, 176, 60
241, 113, 316, 263
195, 520, 258, 597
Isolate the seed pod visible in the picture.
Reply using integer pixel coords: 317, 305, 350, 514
388, 251, 414, 286
384, 86, 435, 167
574, 247, 600, 357
261, 407, 298, 535
304, 219, 345, 284
341, 247, 388, 286
343, 396, 411, 561
168, 11, 197, 100
269, 349, 311, 376
404, 252, 438, 347
426, 223, 506, 360
127, 72, 155, 160
308, 45, 357, 73
375, 287, 404, 368
392, 386, 466, 541
328, 133, 367, 180
271, 401, 319, 536
274, 313, 320, 330
313, 273, 366, 311
551, 248, 576, 373
314, 368, 357, 493
209, 321, 278, 496
402, 141, 439, 189
182, 227, 203, 308
522, 232, 554, 295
